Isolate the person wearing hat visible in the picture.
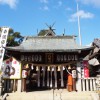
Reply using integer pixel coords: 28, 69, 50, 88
67, 66, 73, 92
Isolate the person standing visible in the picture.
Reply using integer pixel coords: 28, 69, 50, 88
72, 66, 77, 91
67, 66, 73, 92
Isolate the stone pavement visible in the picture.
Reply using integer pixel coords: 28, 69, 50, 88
1, 89, 100, 100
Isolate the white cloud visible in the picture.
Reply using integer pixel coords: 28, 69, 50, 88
39, 0, 49, 11
40, 5, 49, 11
66, 7, 72, 11
43, 5, 49, 10
58, 1, 62, 6
53, 1, 63, 9
40, 0, 48, 4
78, 0, 100, 8
69, 10, 94, 22
0, 0, 18, 9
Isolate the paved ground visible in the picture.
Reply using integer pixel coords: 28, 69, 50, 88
1, 89, 100, 100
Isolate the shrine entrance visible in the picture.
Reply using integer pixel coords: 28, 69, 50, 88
21, 53, 78, 92
22, 63, 76, 92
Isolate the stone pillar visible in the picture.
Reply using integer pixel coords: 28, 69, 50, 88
76, 62, 82, 91
60, 66, 64, 87
17, 79, 21, 92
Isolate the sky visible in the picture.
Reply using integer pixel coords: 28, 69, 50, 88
0, 0, 100, 46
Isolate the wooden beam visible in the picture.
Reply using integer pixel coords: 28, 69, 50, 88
89, 52, 99, 59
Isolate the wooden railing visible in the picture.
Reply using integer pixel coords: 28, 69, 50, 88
2, 77, 100, 93
2, 79, 18, 93
81, 77, 100, 91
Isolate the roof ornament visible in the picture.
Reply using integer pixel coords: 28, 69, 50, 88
23, 36, 28, 42
45, 22, 56, 31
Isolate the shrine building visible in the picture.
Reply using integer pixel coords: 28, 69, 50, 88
3, 28, 93, 92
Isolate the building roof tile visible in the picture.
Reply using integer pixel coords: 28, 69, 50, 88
5, 36, 93, 52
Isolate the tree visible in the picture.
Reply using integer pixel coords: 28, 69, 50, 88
0, 27, 24, 46
7, 28, 23, 46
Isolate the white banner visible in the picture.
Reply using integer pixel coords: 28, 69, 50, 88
0, 27, 9, 70
2, 57, 21, 79
88, 58, 99, 66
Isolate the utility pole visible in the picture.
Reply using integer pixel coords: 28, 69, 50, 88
77, 3, 82, 46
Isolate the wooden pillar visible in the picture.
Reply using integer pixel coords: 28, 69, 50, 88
21, 79, 23, 92
7, 79, 10, 92
60, 66, 64, 87
4, 80, 7, 92
10, 80, 13, 92
13, 79, 16, 92
22, 78, 26, 92
76, 62, 82, 91
54, 67, 57, 88
37, 66, 40, 87
50, 67, 52, 88
24, 79, 26, 91
72, 78, 76, 91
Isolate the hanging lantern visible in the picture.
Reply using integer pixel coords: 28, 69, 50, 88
47, 66, 50, 71
36, 66, 39, 71
63, 66, 65, 70
42, 66, 44, 71
68, 65, 71, 70
57, 66, 60, 71
31, 64, 33, 70
25, 64, 29, 69
52, 67, 54, 71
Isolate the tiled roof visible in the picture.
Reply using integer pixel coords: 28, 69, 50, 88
5, 36, 92, 52
93, 38, 100, 48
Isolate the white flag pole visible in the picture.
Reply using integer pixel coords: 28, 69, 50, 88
77, 3, 82, 46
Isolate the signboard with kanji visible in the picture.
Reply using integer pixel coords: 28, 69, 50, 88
0, 27, 9, 70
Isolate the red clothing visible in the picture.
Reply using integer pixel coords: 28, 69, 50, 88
67, 74, 72, 86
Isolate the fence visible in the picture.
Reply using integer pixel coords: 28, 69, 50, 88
2, 77, 100, 93
81, 77, 100, 91
2, 79, 18, 93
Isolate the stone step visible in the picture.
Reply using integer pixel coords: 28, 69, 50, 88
6, 91, 100, 100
